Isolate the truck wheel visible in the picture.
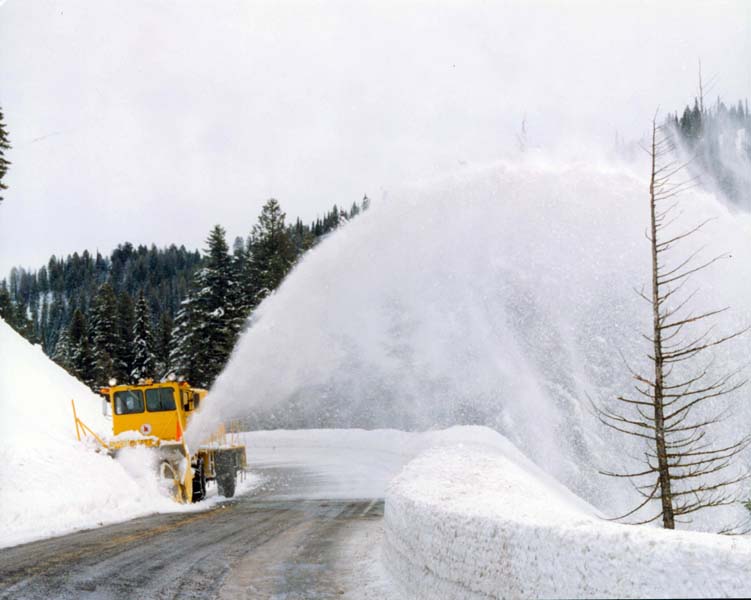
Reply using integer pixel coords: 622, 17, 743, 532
191, 458, 207, 503
216, 472, 235, 498
215, 452, 238, 498
217, 470, 236, 498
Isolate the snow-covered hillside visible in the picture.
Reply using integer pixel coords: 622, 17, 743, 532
385, 442, 751, 599
0, 319, 211, 548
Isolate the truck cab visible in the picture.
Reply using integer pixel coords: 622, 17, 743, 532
101, 380, 206, 444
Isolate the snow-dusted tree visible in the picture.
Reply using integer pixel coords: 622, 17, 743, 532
597, 117, 748, 530
90, 282, 125, 384
51, 327, 72, 372
0, 105, 10, 204
169, 294, 198, 383
154, 312, 173, 379
170, 226, 237, 388
229, 236, 250, 335
243, 198, 295, 310
116, 291, 135, 378
131, 291, 156, 381
0, 282, 13, 324
189, 225, 238, 387
38, 299, 50, 353
69, 308, 95, 388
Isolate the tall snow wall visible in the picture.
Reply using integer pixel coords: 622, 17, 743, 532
384, 444, 751, 599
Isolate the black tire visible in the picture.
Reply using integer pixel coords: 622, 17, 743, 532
191, 458, 207, 503
216, 453, 237, 498
217, 471, 236, 498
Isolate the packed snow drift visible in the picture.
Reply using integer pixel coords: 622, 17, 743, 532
0, 319, 253, 548
191, 158, 751, 530
384, 441, 751, 599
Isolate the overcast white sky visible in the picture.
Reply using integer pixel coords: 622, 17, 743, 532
0, 0, 749, 275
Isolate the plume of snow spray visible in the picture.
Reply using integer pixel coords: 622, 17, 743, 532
188, 157, 751, 528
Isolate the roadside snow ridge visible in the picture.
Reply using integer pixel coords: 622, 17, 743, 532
384, 444, 751, 599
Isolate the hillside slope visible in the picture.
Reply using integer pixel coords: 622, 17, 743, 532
0, 319, 192, 547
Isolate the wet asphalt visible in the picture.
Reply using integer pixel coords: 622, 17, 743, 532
0, 467, 384, 600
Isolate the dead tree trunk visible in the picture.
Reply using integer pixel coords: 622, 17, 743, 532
648, 124, 675, 528
596, 116, 749, 530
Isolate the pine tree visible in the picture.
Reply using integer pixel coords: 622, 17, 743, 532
39, 299, 50, 353
189, 225, 237, 387
47, 295, 66, 357
329, 204, 340, 231
90, 283, 123, 384
69, 309, 95, 387
131, 291, 156, 381
170, 294, 198, 383
244, 198, 295, 309
13, 301, 35, 341
51, 327, 72, 372
116, 291, 136, 380
230, 237, 250, 336
155, 312, 173, 379
232, 236, 248, 272
0, 282, 13, 325
0, 105, 11, 203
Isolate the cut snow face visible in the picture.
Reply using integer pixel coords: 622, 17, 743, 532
0, 319, 248, 548
385, 442, 751, 599
190, 158, 751, 530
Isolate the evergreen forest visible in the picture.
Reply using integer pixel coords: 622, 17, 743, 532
0, 197, 370, 389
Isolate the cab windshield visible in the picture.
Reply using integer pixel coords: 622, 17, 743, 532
114, 390, 145, 415
145, 387, 176, 412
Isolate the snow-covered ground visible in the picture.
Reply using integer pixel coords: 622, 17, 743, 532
242, 427, 513, 499
4, 318, 750, 597
244, 427, 751, 598
384, 441, 751, 599
0, 319, 258, 549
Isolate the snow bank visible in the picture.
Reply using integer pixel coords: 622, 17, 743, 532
0, 319, 255, 549
384, 441, 751, 599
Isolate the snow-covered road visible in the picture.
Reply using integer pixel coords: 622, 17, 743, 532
0, 436, 395, 600
6, 425, 749, 599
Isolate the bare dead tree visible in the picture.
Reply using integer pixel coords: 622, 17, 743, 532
595, 116, 749, 530
696, 59, 718, 118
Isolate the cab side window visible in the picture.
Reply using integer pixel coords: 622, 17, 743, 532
145, 388, 176, 412
114, 390, 145, 415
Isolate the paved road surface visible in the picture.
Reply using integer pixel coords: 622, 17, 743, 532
0, 466, 386, 600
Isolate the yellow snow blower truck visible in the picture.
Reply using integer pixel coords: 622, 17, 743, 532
72, 380, 246, 503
